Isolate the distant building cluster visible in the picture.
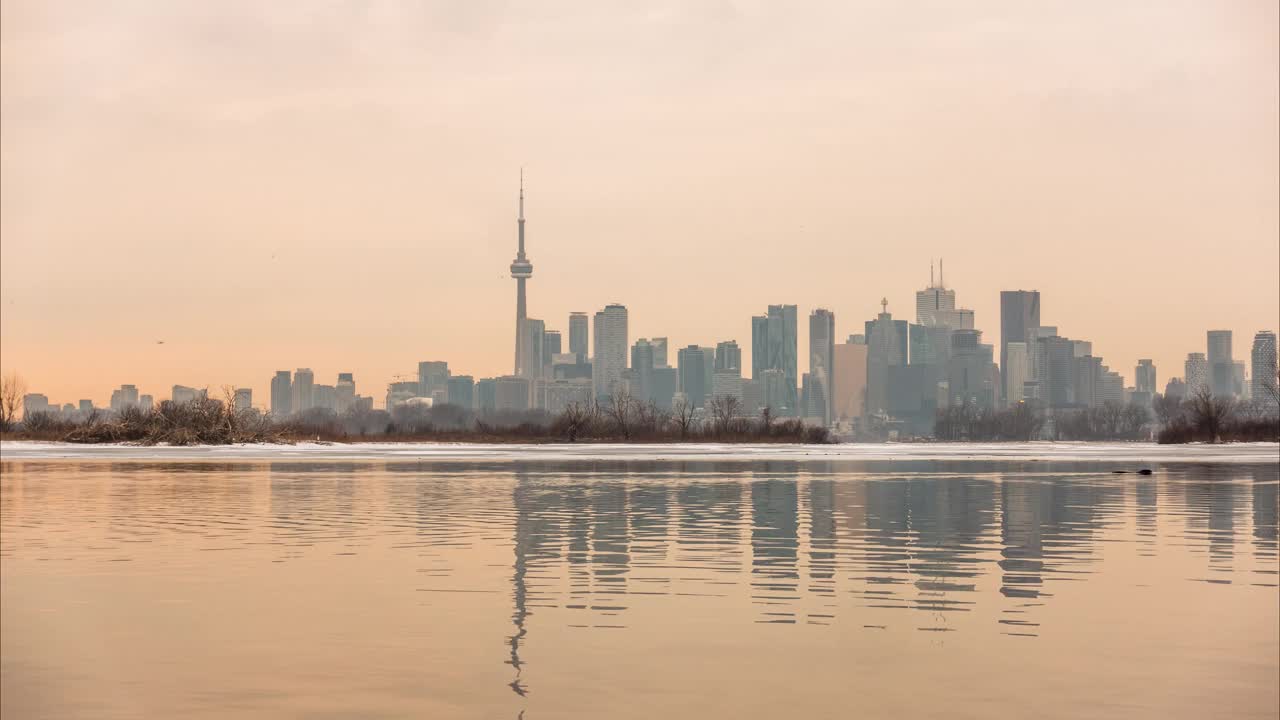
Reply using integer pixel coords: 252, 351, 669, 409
19, 183, 1279, 434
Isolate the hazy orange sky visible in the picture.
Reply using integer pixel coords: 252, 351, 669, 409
2, 0, 1277, 408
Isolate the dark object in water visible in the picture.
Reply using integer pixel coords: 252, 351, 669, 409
1111, 470, 1128, 474
1137, 468, 1153, 475
1112, 469, 1154, 475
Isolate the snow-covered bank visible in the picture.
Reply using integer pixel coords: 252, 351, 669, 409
2, 440, 1277, 464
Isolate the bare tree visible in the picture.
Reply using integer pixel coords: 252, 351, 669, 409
709, 395, 741, 436
605, 392, 637, 440
557, 401, 591, 442
634, 399, 666, 437
758, 406, 774, 436
1151, 393, 1185, 427
0, 372, 25, 432
673, 398, 697, 440
1188, 386, 1236, 443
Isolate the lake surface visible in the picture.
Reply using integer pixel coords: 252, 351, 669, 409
2, 443, 1278, 719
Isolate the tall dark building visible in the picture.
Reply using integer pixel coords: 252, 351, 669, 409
630, 339, 657, 403
568, 312, 589, 361
1000, 290, 1041, 404
809, 308, 835, 425
1252, 331, 1278, 407
270, 370, 292, 417
751, 315, 769, 380
865, 300, 907, 416
418, 361, 449, 399
447, 375, 475, 410
1207, 330, 1234, 397
543, 330, 562, 370
677, 345, 708, 408
715, 340, 742, 373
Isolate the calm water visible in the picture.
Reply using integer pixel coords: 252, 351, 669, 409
2, 444, 1278, 719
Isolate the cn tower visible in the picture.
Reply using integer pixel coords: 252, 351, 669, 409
511, 171, 533, 377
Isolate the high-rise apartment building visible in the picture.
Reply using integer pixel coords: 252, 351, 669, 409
630, 339, 656, 404
1182, 351, 1203, 392
336, 373, 356, 413
447, 375, 475, 410
233, 388, 252, 412
592, 304, 628, 400
271, 371, 292, 416
767, 305, 798, 412
809, 309, 835, 425
1000, 290, 1041, 404
1005, 342, 1029, 404
1207, 330, 1233, 397
568, 312, 589, 361
1184, 353, 1208, 394
833, 340, 868, 421
651, 337, 669, 368
543, 330, 562, 371
292, 368, 314, 412
494, 376, 531, 412
1135, 360, 1157, 396
418, 361, 449, 400
715, 340, 742, 373
677, 345, 708, 409
1251, 331, 1277, 407
751, 315, 770, 381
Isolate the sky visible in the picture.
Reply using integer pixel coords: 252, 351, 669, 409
2, 0, 1277, 408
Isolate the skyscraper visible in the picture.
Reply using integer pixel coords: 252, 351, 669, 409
916, 263, 975, 329
1207, 330, 1233, 397
568, 312, 589, 361
832, 340, 868, 421
1252, 331, 1277, 408
1185, 352, 1208, 393
630, 339, 656, 403
233, 388, 252, 412
592, 304, 628, 400
809, 309, 835, 425
715, 340, 742, 373
916, 262, 955, 326
651, 337, 669, 368
1005, 342, 1029, 404
447, 375, 475, 410
271, 370, 292, 416
865, 300, 906, 416
543, 330, 562, 370
1000, 290, 1041, 405
511, 172, 535, 377
1135, 359, 1157, 396
677, 345, 708, 408
292, 368, 314, 412
418, 361, 449, 399
751, 315, 769, 380
751, 305, 799, 414
336, 373, 356, 413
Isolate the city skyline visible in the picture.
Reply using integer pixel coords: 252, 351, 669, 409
2, 2, 1278, 407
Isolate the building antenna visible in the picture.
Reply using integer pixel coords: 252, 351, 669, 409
940, 258, 944, 289
930, 260, 935, 288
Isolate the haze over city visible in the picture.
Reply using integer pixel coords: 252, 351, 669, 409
2, 1, 1277, 408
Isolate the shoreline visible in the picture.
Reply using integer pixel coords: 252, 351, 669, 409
3, 439, 1276, 464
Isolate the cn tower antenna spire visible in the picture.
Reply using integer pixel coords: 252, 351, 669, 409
510, 170, 533, 376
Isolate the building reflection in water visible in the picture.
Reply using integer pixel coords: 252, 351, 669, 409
239, 459, 1277, 701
